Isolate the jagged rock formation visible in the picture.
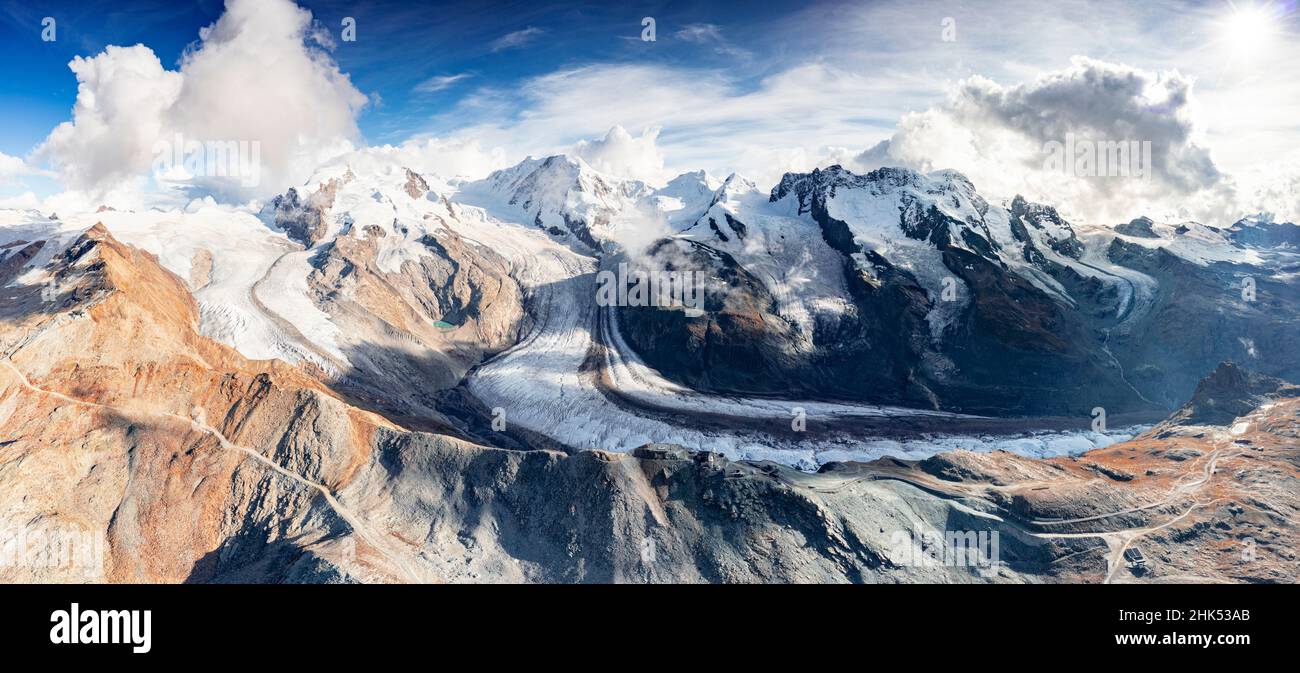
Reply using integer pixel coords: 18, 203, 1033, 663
617, 164, 1300, 417
0, 225, 403, 581
2, 149, 1298, 584
1104, 225, 1300, 407
467, 154, 649, 250
1227, 216, 1300, 248
0, 226, 1293, 583
1163, 362, 1299, 426
1115, 216, 1159, 238
266, 180, 337, 246
622, 166, 1151, 415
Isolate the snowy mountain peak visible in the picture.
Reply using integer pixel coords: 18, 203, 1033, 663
766, 165, 998, 259
708, 173, 759, 209
770, 165, 985, 216
676, 173, 762, 242
1114, 215, 1159, 238
650, 170, 721, 230
1009, 194, 1083, 259
482, 153, 646, 201
1227, 214, 1300, 248
769, 164, 861, 205
460, 154, 650, 249
263, 159, 445, 247
656, 170, 720, 202
717, 172, 757, 193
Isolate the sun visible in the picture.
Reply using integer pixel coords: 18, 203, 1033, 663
1225, 5, 1273, 42
1220, 3, 1282, 61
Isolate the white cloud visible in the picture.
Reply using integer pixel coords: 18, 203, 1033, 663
855, 57, 1239, 223
322, 136, 511, 183
571, 126, 667, 184
0, 153, 20, 178
414, 74, 471, 93
675, 23, 724, 43
673, 23, 750, 58
607, 203, 673, 257
34, 0, 366, 203
41, 176, 157, 214
433, 52, 1293, 224
437, 62, 904, 188
1238, 150, 1300, 223
35, 45, 183, 194
0, 152, 49, 181
22, 0, 1298, 226
0, 192, 41, 210
489, 27, 543, 52
764, 0, 1300, 221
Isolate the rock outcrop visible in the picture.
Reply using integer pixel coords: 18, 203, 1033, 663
1164, 362, 1299, 426
2, 225, 1294, 583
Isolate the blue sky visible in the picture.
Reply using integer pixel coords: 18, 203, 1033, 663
0, 0, 815, 153
1, 0, 1298, 223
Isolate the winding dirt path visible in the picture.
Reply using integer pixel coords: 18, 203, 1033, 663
763, 429, 1243, 584
0, 357, 429, 583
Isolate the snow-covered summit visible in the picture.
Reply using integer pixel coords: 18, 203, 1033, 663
647, 170, 721, 230
458, 154, 650, 249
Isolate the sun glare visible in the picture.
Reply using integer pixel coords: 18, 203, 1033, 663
1221, 3, 1281, 61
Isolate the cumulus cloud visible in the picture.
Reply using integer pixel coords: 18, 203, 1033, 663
0, 154, 21, 178
25, 0, 1286, 226
0, 152, 42, 179
571, 126, 667, 184
322, 136, 511, 183
855, 57, 1237, 223
0, 192, 42, 210
1237, 151, 1300, 223
35, 45, 182, 194
607, 203, 673, 257
34, 0, 366, 203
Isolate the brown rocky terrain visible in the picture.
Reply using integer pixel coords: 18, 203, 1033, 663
847, 380, 1299, 583
0, 224, 418, 582
300, 210, 526, 428
0, 224, 1293, 583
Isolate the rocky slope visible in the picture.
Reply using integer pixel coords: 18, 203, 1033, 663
0, 222, 1292, 583
0, 224, 408, 582
618, 165, 1300, 417
9, 155, 1296, 469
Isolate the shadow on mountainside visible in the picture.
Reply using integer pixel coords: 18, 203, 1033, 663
322, 272, 1166, 456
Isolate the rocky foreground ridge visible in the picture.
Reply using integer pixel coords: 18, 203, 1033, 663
0, 225, 1293, 583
